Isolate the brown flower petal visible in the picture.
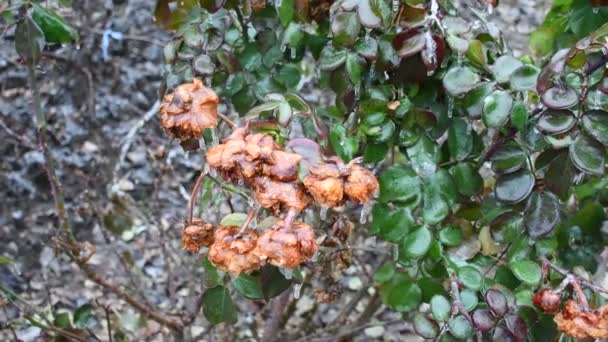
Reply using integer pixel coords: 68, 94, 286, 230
554, 300, 608, 339
262, 150, 302, 182
253, 177, 311, 214
182, 218, 215, 253
208, 226, 263, 275
343, 163, 378, 203
245, 133, 277, 161
532, 289, 561, 315
255, 221, 318, 268
160, 79, 219, 140
302, 162, 344, 207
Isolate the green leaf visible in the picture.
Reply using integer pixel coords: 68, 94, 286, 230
448, 315, 473, 339
220, 213, 248, 227
373, 262, 396, 283
276, 64, 301, 89
443, 66, 481, 97
569, 134, 606, 175
346, 53, 363, 85
510, 260, 541, 286
438, 225, 463, 247
329, 125, 358, 162
32, 4, 78, 43
413, 313, 439, 339
466, 39, 487, 67
458, 266, 483, 291
0, 256, 13, 265
582, 110, 608, 146
260, 265, 291, 300
202, 256, 223, 287
569, 1, 608, 38
15, 17, 45, 65
239, 44, 263, 72
406, 133, 441, 176
319, 45, 348, 71
448, 118, 473, 161
202, 286, 238, 324
380, 273, 422, 312
370, 203, 413, 242
378, 165, 422, 205
511, 101, 529, 131
490, 142, 527, 174
463, 83, 493, 118
450, 163, 482, 197
232, 274, 264, 300
331, 12, 361, 46
483, 90, 513, 128
524, 192, 561, 239
491, 55, 523, 84
537, 109, 576, 135
422, 172, 452, 225
277, 0, 295, 26
54, 312, 72, 329
73, 304, 94, 329
399, 226, 433, 260
510, 65, 540, 91
430, 295, 451, 322
459, 289, 478, 311
495, 169, 535, 204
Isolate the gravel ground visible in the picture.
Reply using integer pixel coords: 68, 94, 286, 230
0, 1, 549, 341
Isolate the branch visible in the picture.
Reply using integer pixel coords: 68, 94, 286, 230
541, 257, 608, 296
261, 290, 292, 342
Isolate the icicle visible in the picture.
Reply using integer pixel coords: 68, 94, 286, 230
320, 207, 329, 220
359, 202, 373, 224
447, 96, 454, 118
280, 43, 288, 53
293, 283, 302, 299
354, 84, 361, 99
290, 47, 297, 59
211, 127, 219, 146
593, 7, 599, 14
487, 4, 493, 14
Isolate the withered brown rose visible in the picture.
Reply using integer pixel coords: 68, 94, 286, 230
532, 288, 561, 315
255, 221, 318, 269
160, 79, 219, 140
252, 177, 311, 214
182, 218, 214, 253
343, 163, 379, 203
303, 163, 344, 207
554, 300, 608, 339
208, 226, 263, 275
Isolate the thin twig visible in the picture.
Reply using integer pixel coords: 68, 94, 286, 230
188, 170, 208, 223
0, 117, 36, 149
218, 112, 236, 128
113, 100, 161, 180
541, 257, 608, 296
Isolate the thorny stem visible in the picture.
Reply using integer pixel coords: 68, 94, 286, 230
188, 170, 208, 224
27, 64, 75, 245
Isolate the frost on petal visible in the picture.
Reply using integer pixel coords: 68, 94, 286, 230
343, 163, 378, 203
252, 177, 311, 214
255, 221, 318, 269
160, 79, 219, 140
208, 226, 263, 275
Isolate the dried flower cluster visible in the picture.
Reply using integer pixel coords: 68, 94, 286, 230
303, 160, 378, 207
159, 79, 219, 141
182, 218, 214, 253
554, 300, 608, 339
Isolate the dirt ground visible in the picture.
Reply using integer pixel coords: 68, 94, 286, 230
0, 1, 549, 341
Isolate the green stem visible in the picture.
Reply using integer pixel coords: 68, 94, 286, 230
27, 64, 75, 245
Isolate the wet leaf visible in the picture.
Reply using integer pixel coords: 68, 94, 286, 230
202, 286, 237, 324
511, 101, 528, 131
491, 55, 523, 84
331, 12, 361, 46
438, 225, 463, 247
406, 133, 441, 176
582, 110, 608, 146
422, 170, 456, 224
485, 289, 508, 317
413, 313, 439, 338
319, 45, 348, 71
380, 273, 422, 312
510, 260, 541, 286
400, 226, 433, 259
495, 169, 535, 204
73, 304, 94, 329
448, 118, 473, 161
329, 125, 358, 162
460, 289, 478, 311
346, 53, 363, 84
378, 165, 422, 204
473, 309, 495, 332
232, 274, 264, 300
443, 66, 481, 97
373, 262, 396, 283
510, 65, 540, 91
431, 295, 451, 321
466, 39, 486, 67
537, 109, 576, 134
371, 203, 414, 242
524, 192, 560, 239
491, 142, 527, 174
483, 90, 513, 128
458, 266, 483, 291
463, 82, 493, 118
569, 134, 605, 175
277, 0, 295, 26
358, 0, 382, 28
397, 32, 426, 57
545, 151, 576, 200
449, 315, 473, 339
541, 87, 578, 109
450, 163, 482, 197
